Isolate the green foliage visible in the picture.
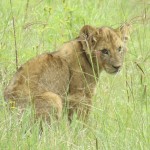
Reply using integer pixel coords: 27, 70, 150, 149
0, 0, 149, 149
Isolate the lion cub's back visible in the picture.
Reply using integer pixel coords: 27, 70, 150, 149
4, 53, 70, 101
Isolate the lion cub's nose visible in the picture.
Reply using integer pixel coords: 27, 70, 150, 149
112, 65, 121, 70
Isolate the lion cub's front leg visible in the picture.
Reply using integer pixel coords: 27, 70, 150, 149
67, 94, 92, 122
34, 92, 63, 122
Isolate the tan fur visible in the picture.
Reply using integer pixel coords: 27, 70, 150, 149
4, 24, 131, 122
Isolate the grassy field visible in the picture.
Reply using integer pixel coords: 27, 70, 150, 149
0, 0, 150, 149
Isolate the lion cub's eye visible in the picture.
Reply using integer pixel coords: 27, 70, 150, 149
101, 49, 109, 55
118, 46, 122, 52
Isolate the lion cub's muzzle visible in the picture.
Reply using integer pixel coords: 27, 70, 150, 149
105, 63, 122, 74
112, 64, 121, 72
108, 58, 123, 74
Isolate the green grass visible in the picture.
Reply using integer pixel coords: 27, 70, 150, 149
0, 0, 150, 149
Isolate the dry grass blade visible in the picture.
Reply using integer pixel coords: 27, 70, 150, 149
134, 62, 145, 75
23, 21, 48, 29
10, 0, 18, 70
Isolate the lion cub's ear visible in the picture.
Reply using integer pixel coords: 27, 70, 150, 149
116, 23, 132, 43
79, 25, 98, 50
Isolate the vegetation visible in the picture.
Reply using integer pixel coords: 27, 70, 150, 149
0, 0, 149, 149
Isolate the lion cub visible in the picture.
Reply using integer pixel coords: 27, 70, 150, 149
4, 24, 131, 122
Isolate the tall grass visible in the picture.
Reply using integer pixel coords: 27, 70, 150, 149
0, 0, 149, 149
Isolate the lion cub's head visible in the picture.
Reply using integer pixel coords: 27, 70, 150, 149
80, 24, 131, 74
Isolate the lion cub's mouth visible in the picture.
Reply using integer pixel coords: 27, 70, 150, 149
104, 66, 121, 74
